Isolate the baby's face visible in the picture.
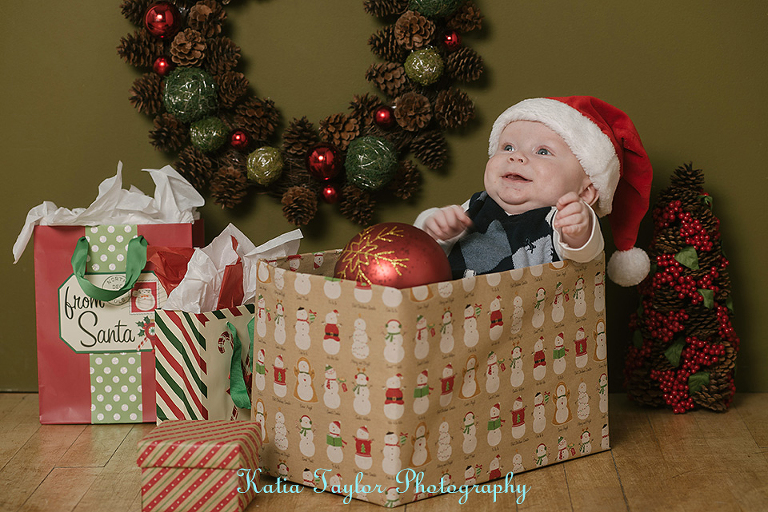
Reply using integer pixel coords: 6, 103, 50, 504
484, 121, 593, 214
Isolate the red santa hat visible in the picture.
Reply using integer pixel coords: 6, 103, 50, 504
488, 96, 653, 287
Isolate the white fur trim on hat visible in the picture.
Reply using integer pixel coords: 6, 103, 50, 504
607, 247, 651, 287
487, 98, 620, 218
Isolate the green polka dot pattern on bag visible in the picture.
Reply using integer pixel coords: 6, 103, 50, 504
84, 225, 137, 274
90, 352, 143, 424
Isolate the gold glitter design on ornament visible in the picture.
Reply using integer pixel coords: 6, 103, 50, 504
338, 225, 410, 285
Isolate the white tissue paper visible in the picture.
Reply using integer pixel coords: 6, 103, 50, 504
164, 224, 303, 313
13, 162, 204, 263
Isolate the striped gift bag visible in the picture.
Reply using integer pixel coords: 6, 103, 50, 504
154, 305, 254, 422
137, 420, 261, 512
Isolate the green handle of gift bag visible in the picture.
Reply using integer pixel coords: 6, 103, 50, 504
227, 321, 252, 410
71, 235, 148, 302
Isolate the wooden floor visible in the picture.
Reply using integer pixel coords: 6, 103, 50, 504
1, 393, 767, 512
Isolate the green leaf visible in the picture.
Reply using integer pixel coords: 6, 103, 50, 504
675, 246, 700, 270
664, 338, 686, 367
688, 371, 710, 394
726, 295, 735, 313
633, 330, 643, 349
699, 194, 713, 209
698, 289, 715, 309
650, 262, 658, 275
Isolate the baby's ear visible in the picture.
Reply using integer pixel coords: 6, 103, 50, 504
580, 183, 599, 207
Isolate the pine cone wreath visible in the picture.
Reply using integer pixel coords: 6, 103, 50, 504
366, 63, 409, 98
363, 0, 409, 17
170, 28, 207, 67
204, 36, 241, 76
187, 0, 226, 38
445, 0, 484, 32
388, 159, 422, 200
175, 145, 214, 190
218, 147, 248, 174
319, 113, 360, 151
234, 97, 280, 142
281, 186, 318, 226
394, 92, 432, 131
445, 47, 484, 82
339, 185, 376, 226
368, 25, 409, 63
120, 0, 153, 26
348, 94, 385, 129
282, 117, 320, 160
149, 113, 189, 153
129, 73, 164, 115
434, 87, 475, 128
216, 71, 249, 108
411, 129, 448, 169
117, 29, 164, 68
210, 166, 249, 209
394, 11, 435, 50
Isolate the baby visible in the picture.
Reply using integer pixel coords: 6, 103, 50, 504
415, 96, 654, 286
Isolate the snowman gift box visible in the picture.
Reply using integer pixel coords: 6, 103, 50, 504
252, 250, 609, 507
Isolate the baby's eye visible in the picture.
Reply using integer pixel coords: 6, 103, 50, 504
503, 144, 516, 152
536, 148, 552, 155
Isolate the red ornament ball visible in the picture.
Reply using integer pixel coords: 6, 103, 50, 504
152, 56, 175, 76
334, 222, 452, 288
442, 30, 462, 52
374, 106, 396, 129
321, 184, 341, 203
144, 2, 182, 39
306, 144, 342, 180
230, 130, 251, 150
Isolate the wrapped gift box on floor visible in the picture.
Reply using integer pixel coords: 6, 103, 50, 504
137, 420, 261, 512
253, 250, 610, 507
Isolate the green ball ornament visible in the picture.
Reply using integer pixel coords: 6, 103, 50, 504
189, 117, 228, 153
247, 146, 284, 186
408, 0, 462, 18
344, 136, 398, 191
405, 47, 444, 86
163, 67, 218, 123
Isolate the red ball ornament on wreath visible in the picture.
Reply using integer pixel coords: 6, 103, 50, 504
152, 56, 175, 76
334, 222, 452, 289
144, 2, 182, 39
321, 184, 341, 204
442, 30, 462, 52
374, 106, 396, 129
306, 144, 342, 181
230, 130, 251, 150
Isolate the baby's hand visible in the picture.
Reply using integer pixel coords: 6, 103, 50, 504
554, 192, 593, 248
423, 205, 473, 241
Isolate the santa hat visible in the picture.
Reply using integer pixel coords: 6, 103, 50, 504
488, 96, 653, 287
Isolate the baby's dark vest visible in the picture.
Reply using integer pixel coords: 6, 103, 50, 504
447, 192, 559, 279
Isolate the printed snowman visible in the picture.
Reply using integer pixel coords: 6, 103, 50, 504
410, 422, 431, 467
352, 371, 371, 416
512, 452, 525, 473
437, 281, 453, 298
440, 472, 452, 491
458, 355, 480, 399
488, 455, 502, 480
323, 365, 343, 410
383, 320, 405, 364
302, 468, 315, 488
488, 296, 504, 341
383, 487, 400, 508
510, 296, 524, 334
439, 364, 455, 408
323, 277, 342, 299
464, 465, 480, 486
298, 415, 315, 457
313, 252, 324, 269
594, 319, 607, 361
253, 399, 268, 443
256, 295, 270, 338
486, 403, 503, 447
273, 356, 287, 397
277, 462, 289, 480
293, 357, 318, 403
414, 315, 434, 360
132, 287, 156, 312
463, 304, 481, 347
577, 381, 590, 420
294, 307, 314, 351
461, 412, 478, 454
382, 287, 403, 308
354, 282, 373, 303
552, 333, 568, 375
556, 436, 571, 461
322, 310, 341, 355
509, 345, 524, 388
510, 396, 526, 439
533, 443, 548, 467
274, 411, 289, 451
532, 392, 547, 434
552, 282, 567, 323
485, 351, 502, 394
439, 309, 455, 354
598, 373, 608, 413
253, 349, 266, 392
573, 276, 587, 318
574, 327, 588, 368
533, 336, 547, 381
553, 382, 573, 425
326, 421, 346, 464
351, 317, 370, 360
412, 370, 431, 415
329, 473, 342, 493
273, 301, 286, 345
436, 421, 452, 462
580, 431, 592, 455
382, 432, 403, 475
383, 374, 405, 420
273, 267, 285, 290
353, 426, 373, 470
601, 423, 610, 449
294, 274, 311, 295
594, 270, 605, 312
288, 255, 302, 272
532, 288, 547, 329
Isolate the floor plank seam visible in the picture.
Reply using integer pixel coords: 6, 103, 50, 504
562, 465, 575, 512
16, 465, 56, 512
609, 449, 631, 512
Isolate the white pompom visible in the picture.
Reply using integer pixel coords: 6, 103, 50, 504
607, 247, 650, 287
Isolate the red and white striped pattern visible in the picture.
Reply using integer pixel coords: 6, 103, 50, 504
140, 467, 252, 512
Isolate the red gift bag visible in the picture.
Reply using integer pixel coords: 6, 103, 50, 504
33, 221, 204, 424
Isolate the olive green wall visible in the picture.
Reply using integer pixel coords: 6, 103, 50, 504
2, 1, 766, 393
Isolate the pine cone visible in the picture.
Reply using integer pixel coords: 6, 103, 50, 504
388, 160, 422, 200
394, 11, 435, 50
120, 0, 153, 26
205, 36, 240, 76
368, 25, 409, 63
445, 0, 484, 32
412, 129, 447, 169
366, 63, 409, 98
188, 0, 227, 38
363, 0, 409, 17
670, 162, 705, 190
170, 28, 207, 67
348, 94, 385, 129
282, 186, 318, 226
129, 73, 164, 116
210, 166, 249, 208
149, 113, 188, 153
117, 29, 164, 68
282, 117, 319, 160
445, 46, 484, 82
216, 71, 249, 108
218, 148, 248, 175
175, 145, 214, 190
234, 97, 280, 142
434, 87, 475, 128
339, 185, 376, 226
319, 113, 360, 151
394, 92, 432, 131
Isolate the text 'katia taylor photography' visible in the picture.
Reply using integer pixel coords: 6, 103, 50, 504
236, 468, 530, 505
